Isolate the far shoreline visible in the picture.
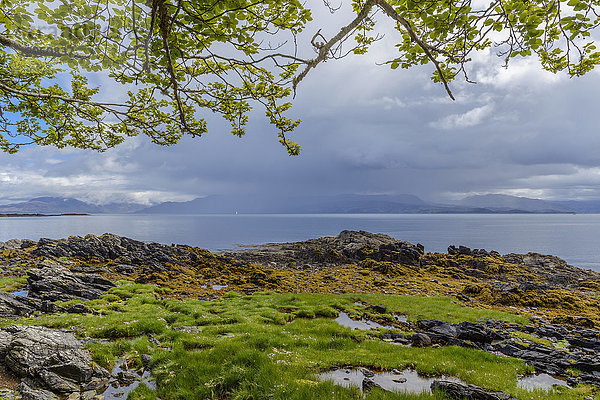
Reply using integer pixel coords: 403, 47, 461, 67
0, 213, 90, 217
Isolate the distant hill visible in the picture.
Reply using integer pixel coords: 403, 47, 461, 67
0, 197, 146, 214
455, 194, 571, 213
137, 194, 432, 214
551, 200, 600, 214
137, 193, 575, 214
4, 194, 600, 215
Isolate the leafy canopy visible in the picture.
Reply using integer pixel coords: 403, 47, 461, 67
0, 0, 599, 154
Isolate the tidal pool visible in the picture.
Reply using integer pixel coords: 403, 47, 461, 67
101, 361, 156, 400
517, 373, 569, 390
334, 312, 394, 330
317, 368, 464, 394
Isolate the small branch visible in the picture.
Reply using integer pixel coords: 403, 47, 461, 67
373, 0, 455, 100
294, 0, 456, 100
0, 34, 89, 59
0, 80, 128, 109
293, 0, 376, 92
156, 0, 195, 135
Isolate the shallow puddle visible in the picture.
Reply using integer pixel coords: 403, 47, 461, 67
517, 373, 569, 390
335, 312, 393, 330
101, 362, 156, 400
317, 368, 464, 394
212, 284, 228, 291
12, 290, 28, 298
394, 315, 408, 323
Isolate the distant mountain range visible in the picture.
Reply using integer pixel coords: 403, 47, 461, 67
3, 194, 600, 215
0, 197, 146, 214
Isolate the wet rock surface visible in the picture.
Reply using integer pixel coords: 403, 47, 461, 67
335, 304, 600, 389
1, 326, 109, 398
412, 317, 600, 387
431, 380, 519, 400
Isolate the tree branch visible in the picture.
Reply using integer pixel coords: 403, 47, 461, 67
373, 0, 455, 100
0, 34, 89, 59
294, 0, 456, 100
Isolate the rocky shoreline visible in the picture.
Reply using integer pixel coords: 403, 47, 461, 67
0, 231, 599, 399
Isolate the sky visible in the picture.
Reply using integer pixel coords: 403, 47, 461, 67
1, 2, 600, 205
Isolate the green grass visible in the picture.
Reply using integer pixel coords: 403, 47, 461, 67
0, 276, 27, 293
5, 282, 599, 400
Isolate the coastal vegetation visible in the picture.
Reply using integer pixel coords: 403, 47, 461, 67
1, 231, 600, 399
9, 284, 594, 400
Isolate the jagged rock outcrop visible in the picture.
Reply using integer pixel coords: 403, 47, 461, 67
27, 267, 115, 302
0, 292, 39, 319
416, 319, 504, 346
225, 230, 424, 268
447, 245, 499, 257
2, 326, 109, 397
503, 252, 600, 288
31, 234, 198, 268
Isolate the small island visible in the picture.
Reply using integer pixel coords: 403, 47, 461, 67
0, 213, 90, 217
0, 231, 598, 400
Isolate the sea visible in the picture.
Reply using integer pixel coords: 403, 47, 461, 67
0, 213, 599, 271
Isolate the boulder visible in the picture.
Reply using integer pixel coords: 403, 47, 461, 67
366, 305, 386, 314
361, 378, 384, 392
3, 326, 109, 395
457, 322, 503, 344
417, 320, 458, 339
411, 333, 432, 347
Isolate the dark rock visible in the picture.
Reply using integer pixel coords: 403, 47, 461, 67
65, 304, 96, 315
431, 380, 519, 399
362, 378, 384, 392
418, 320, 458, 338
226, 230, 423, 268
411, 333, 432, 347
367, 305, 386, 314
457, 322, 503, 344
115, 370, 138, 386
31, 234, 198, 269
18, 382, 59, 400
141, 354, 151, 369
27, 267, 114, 302
0, 292, 38, 319
19, 240, 36, 249
0, 239, 24, 251
4, 326, 109, 394
358, 367, 374, 378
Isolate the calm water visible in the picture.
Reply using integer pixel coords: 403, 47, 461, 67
0, 213, 599, 270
